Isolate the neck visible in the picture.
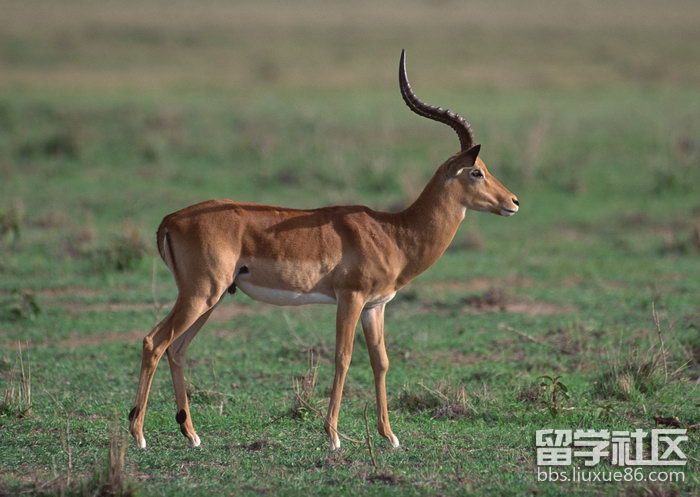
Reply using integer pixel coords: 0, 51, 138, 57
394, 165, 466, 286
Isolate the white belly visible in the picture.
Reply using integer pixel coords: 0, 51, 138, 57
366, 292, 396, 308
236, 280, 336, 306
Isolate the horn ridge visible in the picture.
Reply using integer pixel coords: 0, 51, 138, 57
398, 49, 475, 151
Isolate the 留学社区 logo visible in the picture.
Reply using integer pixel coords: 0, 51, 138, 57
534, 428, 688, 483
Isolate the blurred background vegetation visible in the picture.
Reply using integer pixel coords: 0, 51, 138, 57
1, 0, 698, 226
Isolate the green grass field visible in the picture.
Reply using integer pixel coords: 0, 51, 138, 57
0, 1, 698, 495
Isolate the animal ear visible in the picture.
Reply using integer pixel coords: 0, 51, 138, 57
446, 144, 481, 177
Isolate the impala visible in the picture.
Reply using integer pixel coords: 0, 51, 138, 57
129, 50, 519, 450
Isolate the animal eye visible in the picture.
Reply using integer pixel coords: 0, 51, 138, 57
470, 169, 483, 179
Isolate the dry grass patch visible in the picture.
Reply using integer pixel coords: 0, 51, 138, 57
233, 439, 275, 452
0, 342, 32, 418
462, 288, 510, 311
516, 382, 545, 405
395, 381, 477, 420
0, 203, 23, 246
290, 351, 319, 420
594, 305, 682, 401
0, 289, 40, 321
593, 353, 667, 401
659, 217, 700, 255
593, 337, 668, 401
622, 483, 681, 497
88, 225, 149, 273
543, 322, 600, 356
12, 423, 137, 497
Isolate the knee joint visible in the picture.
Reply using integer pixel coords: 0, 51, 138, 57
335, 353, 351, 370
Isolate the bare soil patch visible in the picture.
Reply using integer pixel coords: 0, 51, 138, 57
424, 276, 534, 293
36, 286, 102, 299
0, 286, 100, 299
43, 294, 265, 320
497, 301, 575, 316
0, 329, 146, 350
417, 279, 571, 316
209, 301, 267, 322
62, 301, 155, 313
0, 302, 270, 349
412, 290, 574, 317
55, 330, 146, 348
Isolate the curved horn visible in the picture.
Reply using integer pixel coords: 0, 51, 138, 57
399, 49, 475, 151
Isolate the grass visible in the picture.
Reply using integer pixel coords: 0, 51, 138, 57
1, 342, 32, 418
290, 350, 320, 420
0, 0, 699, 495
12, 423, 138, 497
88, 226, 150, 274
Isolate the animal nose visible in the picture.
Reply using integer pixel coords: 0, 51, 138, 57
513, 198, 519, 206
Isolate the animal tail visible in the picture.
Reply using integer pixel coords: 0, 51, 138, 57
155, 215, 177, 273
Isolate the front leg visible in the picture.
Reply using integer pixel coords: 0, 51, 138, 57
325, 291, 364, 450
360, 303, 399, 448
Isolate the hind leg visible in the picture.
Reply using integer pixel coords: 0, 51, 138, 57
167, 305, 217, 447
129, 293, 219, 449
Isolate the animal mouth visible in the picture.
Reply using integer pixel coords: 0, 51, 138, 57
500, 207, 518, 217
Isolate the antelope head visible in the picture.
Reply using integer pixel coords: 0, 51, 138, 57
399, 50, 519, 217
